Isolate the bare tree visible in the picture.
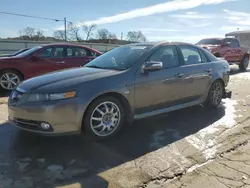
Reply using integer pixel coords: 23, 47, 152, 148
82, 24, 97, 41
127, 31, 147, 42
68, 25, 82, 41
108, 33, 117, 39
96, 29, 110, 40
53, 30, 65, 40
34, 29, 44, 41
20, 27, 35, 38
19, 27, 44, 41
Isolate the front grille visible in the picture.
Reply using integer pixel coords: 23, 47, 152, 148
12, 118, 53, 132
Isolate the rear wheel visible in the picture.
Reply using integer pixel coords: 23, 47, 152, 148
205, 80, 223, 108
0, 70, 23, 91
239, 56, 249, 71
83, 96, 125, 141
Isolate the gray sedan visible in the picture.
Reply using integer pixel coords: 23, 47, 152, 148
8, 42, 231, 140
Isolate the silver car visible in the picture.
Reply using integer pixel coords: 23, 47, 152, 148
8, 42, 231, 140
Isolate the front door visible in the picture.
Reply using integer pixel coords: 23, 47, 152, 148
134, 45, 186, 114
178, 45, 212, 101
26, 46, 69, 78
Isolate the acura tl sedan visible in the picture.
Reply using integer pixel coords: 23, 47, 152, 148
8, 42, 231, 140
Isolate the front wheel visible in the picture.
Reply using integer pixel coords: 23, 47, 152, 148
83, 96, 125, 141
239, 56, 249, 71
0, 70, 23, 91
205, 80, 223, 108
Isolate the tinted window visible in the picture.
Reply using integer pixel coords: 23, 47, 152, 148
85, 45, 152, 70
179, 46, 203, 65
66, 47, 89, 57
149, 46, 179, 68
231, 39, 240, 48
53, 47, 64, 57
38, 48, 53, 58
197, 39, 222, 45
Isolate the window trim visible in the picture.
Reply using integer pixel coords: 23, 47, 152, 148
146, 45, 180, 69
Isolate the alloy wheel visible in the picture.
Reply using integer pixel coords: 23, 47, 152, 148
90, 101, 121, 137
211, 82, 222, 105
0, 73, 20, 90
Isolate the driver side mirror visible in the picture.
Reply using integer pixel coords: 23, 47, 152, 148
30, 54, 40, 61
142, 60, 163, 73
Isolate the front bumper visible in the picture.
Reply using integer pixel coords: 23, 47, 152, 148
8, 98, 85, 135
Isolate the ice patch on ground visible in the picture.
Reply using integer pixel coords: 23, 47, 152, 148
232, 71, 250, 80
186, 99, 238, 160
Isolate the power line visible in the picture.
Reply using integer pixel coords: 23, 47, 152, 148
0, 11, 68, 22
0, 11, 73, 41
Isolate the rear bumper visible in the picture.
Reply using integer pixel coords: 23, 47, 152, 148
223, 89, 232, 99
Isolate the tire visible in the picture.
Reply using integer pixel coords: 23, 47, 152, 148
205, 80, 223, 108
239, 55, 249, 72
0, 70, 23, 91
83, 96, 125, 141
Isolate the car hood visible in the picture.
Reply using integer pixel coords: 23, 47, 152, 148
18, 67, 121, 92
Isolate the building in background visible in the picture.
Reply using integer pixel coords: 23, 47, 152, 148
226, 30, 250, 49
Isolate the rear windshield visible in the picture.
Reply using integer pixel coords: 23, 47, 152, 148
197, 39, 222, 45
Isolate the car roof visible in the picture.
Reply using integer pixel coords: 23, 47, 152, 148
38, 43, 101, 52
128, 41, 199, 48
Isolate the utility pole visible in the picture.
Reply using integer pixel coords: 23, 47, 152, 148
64, 17, 67, 41
121, 32, 123, 41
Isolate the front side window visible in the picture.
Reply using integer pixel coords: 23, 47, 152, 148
179, 46, 203, 65
149, 46, 179, 68
231, 39, 240, 48
38, 48, 53, 58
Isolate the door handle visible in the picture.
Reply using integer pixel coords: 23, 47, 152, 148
56, 61, 65, 64
175, 73, 183, 78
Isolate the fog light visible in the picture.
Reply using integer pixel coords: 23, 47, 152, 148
40, 122, 51, 130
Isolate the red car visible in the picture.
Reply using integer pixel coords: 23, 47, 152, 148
0, 44, 102, 90
197, 38, 249, 71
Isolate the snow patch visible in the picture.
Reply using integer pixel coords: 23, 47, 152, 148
232, 71, 250, 80
186, 99, 238, 160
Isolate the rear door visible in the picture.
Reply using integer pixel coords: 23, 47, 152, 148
177, 45, 212, 102
64, 46, 96, 68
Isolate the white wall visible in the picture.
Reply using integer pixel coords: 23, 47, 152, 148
0, 40, 120, 54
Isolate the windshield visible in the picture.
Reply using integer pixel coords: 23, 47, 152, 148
85, 45, 152, 70
197, 39, 222, 45
12, 48, 29, 56
14, 46, 42, 57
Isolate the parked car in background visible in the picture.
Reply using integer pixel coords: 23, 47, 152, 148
197, 38, 249, 71
0, 44, 102, 90
8, 42, 231, 140
0, 48, 30, 58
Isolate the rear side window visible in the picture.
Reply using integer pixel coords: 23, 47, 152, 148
66, 47, 91, 57
179, 46, 203, 65
149, 45, 179, 68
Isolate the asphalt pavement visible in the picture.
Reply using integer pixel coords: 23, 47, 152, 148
0, 66, 249, 188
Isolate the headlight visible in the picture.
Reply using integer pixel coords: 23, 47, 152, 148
26, 91, 76, 102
